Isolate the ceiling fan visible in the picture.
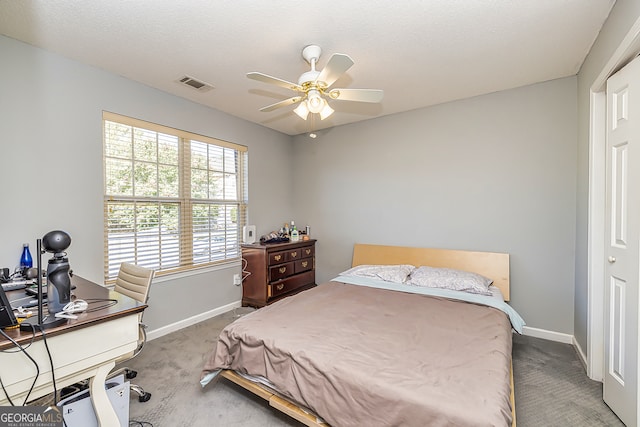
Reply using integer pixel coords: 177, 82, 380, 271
247, 45, 384, 121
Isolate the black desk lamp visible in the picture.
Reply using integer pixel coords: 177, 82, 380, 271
20, 230, 72, 331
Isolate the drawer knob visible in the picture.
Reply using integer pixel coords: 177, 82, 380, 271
274, 255, 282, 261
302, 261, 308, 268
279, 267, 287, 274
276, 284, 284, 291
305, 249, 311, 255
290, 252, 298, 258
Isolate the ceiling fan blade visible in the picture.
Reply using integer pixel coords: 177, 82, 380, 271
259, 96, 304, 112
247, 72, 302, 92
328, 88, 384, 103
315, 53, 354, 87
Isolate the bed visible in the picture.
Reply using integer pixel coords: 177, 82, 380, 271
201, 243, 524, 426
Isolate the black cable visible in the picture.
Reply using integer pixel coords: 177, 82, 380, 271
30, 324, 68, 427
0, 327, 39, 404
36, 325, 59, 406
0, 374, 14, 406
0, 327, 40, 405
0, 327, 36, 352
129, 420, 154, 427
83, 298, 118, 313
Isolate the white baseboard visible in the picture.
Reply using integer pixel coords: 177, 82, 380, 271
521, 326, 574, 344
573, 336, 588, 371
146, 300, 241, 341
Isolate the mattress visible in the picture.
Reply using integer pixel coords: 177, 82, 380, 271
201, 279, 516, 427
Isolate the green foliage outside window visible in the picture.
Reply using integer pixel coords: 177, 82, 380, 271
103, 115, 247, 281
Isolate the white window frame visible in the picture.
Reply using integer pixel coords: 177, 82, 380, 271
102, 112, 248, 281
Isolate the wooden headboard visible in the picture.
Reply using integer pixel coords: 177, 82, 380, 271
352, 243, 510, 301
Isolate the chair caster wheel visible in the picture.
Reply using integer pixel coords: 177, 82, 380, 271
125, 370, 138, 380
138, 392, 151, 402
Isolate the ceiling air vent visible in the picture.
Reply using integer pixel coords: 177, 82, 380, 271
177, 75, 214, 92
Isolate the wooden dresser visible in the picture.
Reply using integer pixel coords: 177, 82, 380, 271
241, 239, 316, 307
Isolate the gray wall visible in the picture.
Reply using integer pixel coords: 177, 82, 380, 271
574, 2, 640, 352
4, 14, 624, 338
292, 78, 578, 334
0, 35, 293, 330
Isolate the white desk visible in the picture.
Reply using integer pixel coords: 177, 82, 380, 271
0, 276, 145, 426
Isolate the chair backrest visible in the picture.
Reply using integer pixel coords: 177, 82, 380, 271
114, 263, 155, 305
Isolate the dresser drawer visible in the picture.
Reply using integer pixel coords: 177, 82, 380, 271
269, 262, 293, 281
300, 245, 314, 259
269, 251, 287, 265
286, 248, 302, 262
294, 258, 313, 274
268, 270, 315, 298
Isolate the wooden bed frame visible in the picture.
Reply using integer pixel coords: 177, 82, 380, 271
221, 243, 516, 426
351, 243, 510, 300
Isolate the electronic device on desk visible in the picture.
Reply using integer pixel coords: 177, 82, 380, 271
1, 267, 39, 292
20, 230, 73, 331
1, 281, 29, 292
10, 295, 46, 310
25, 283, 76, 297
0, 268, 10, 284
0, 285, 17, 328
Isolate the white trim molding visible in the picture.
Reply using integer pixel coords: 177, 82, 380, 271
574, 336, 589, 373
587, 89, 606, 382
146, 300, 241, 341
522, 326, 574, 344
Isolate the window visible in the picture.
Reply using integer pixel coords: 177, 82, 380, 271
103, 112, 248, 281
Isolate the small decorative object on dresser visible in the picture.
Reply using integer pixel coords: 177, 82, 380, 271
241, 240, 316, 307
242, 225, 256, 244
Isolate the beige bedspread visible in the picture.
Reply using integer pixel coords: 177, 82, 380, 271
201, 281, 513, 427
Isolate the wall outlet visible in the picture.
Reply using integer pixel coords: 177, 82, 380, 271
233, 273, 242, 286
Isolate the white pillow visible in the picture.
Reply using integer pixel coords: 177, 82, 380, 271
406, 266, 493, 295
339, 264, 415, 283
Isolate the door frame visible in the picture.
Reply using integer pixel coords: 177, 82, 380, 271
588, 16, 640, 381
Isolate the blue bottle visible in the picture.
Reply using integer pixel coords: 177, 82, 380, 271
20, 243, 33, 270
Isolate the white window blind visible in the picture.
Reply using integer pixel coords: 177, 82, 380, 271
103, 112, 248, 281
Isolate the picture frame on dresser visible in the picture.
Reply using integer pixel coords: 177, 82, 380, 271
241, 239, 317, 307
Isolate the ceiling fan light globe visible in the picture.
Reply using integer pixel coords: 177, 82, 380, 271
294, 102, 309, 120
307, 90, 324, 113
319, 103, 334, 120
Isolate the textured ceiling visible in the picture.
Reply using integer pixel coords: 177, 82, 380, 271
0, 0, 615, 136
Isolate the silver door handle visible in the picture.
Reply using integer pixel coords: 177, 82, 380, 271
608, 256, 616, 263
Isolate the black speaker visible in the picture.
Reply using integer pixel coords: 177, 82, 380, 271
0, 268, 9, 284
0, 287, 17, 328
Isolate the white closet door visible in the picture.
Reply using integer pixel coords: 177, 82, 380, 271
604, 53, 640, 426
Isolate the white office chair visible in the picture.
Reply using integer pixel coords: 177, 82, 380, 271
111, 262, 155, 402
